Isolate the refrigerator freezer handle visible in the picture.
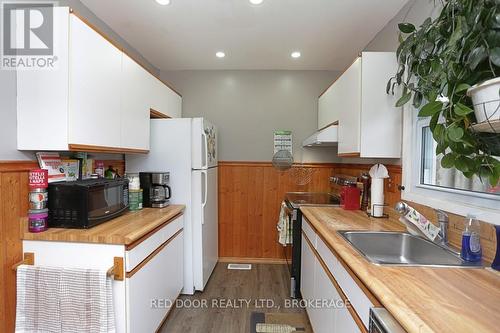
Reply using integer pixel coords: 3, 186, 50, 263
202, 131, 208, 169
202, 170, 208, 212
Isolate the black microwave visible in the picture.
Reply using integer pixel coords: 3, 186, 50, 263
48, 178, 129, 229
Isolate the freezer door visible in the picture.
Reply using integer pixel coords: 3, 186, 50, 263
191, 167, 218, 291
192, 118, 218, 169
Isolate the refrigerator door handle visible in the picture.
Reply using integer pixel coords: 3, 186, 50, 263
202, 131, 208, 169
201, 170, 208, 212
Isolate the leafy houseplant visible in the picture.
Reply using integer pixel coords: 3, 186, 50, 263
388, 0, 500, 186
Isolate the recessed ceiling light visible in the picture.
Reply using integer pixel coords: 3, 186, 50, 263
291, 51, 301, 59
216, 51, 226, 58
249, 0, 264, 5
156, 0, 170, 5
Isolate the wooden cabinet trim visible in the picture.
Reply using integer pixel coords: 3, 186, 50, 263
302, 231, 368, 333
126, 212, 184, 250
150, 108, 171, 119
303, 218, 381, 307
68, 143, 149, 154
69, 9, 182, 98
125, 228, 183, 278
337, 152, 361, 158
0, 161, 38, 172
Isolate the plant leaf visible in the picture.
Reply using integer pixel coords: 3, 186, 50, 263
395, 92, 412, 107
448, 126, 464, 142
418, 101, 443, 117
441, 153, 456, 168
455, 83, 471, 93
468, 46, 487, 70
454, 103, 474, 116
490, 47, 500, 67
398, 23, 416, 34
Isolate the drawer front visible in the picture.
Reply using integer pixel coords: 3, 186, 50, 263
315, 229, 374, 329
126, 230, 184, 333
330, 251, 373, 328
126, 214, 183, 272
302, 217, 317, 249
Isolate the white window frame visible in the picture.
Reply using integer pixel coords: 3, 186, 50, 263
402, 106, 500, 225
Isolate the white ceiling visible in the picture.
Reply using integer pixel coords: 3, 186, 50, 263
80, 0, 408, 71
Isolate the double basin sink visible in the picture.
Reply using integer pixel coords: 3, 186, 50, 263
338, 231, 483, 268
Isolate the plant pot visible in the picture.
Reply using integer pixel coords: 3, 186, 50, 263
467, 77, 500, 123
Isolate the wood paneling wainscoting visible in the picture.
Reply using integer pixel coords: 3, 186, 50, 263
0, 161, 37, 333
218, 161, 402, 260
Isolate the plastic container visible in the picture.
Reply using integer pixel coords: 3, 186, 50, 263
28, 208, 48, 233
126, 173, 141, 190
29, 189, 48, 209
460, 214, 482, 262
492, 226, 500, 271
129, 189, 143, 211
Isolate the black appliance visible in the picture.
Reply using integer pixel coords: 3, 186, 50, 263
284, 192, 341, 298
48, 178, 129, 229
139, 172, 171, 208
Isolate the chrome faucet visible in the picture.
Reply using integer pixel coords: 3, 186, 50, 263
434, 209, 449, 246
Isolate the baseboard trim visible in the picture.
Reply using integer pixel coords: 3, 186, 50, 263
219, 257, 288, 265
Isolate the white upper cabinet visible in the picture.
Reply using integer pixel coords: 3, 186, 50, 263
337, 58, 362, 155
69, 14, 123, 148
121, 53, 151, 150
360, 52, 401, 158
17, 7, 181, 153
318, 52, 401, 158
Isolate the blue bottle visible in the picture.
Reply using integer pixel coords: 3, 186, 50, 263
492, 225, 500, 271
460, 214, 482, 262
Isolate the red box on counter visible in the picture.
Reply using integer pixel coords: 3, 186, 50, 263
29, 169, 48, 189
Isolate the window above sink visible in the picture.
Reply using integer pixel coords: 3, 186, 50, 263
402, 108, 500, 225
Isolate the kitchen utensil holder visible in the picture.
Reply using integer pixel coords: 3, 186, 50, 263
367, 203, 389, 219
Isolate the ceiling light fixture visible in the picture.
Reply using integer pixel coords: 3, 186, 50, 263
291, 51, 301, 59
216, 51, 226, 58
156, 0, 171, 5
249, 0, 264, 5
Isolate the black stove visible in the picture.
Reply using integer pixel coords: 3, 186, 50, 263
285, 192, 341, 209
283, 192, 341, 298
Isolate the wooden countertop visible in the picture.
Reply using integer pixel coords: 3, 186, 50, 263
22, 205, 185, 245
300, 207, 500, 333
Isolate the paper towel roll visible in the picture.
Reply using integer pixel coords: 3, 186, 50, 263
371, 178, 385, 217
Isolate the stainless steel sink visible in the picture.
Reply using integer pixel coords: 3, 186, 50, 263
338, 231, 483, 268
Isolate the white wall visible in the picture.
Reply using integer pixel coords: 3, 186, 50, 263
160, 70, 342, 163
0, 0, 159, 161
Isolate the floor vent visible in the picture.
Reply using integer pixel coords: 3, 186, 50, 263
227, 263, 252, 270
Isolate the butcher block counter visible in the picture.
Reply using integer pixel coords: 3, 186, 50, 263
22, 205, 185, 245
300, 206, 500, 333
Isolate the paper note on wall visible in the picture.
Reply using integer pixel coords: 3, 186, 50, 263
274, 130, 293, 155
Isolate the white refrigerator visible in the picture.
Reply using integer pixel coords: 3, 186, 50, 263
126, 118, 218, 294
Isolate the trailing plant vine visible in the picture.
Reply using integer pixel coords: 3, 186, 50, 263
388, 0, 500, 186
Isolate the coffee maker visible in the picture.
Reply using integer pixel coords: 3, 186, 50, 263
139, 172, 172, 208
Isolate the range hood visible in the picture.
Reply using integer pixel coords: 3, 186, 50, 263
302, 125, 338, 147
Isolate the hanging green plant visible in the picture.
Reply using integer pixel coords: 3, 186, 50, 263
388, 0, 500, 186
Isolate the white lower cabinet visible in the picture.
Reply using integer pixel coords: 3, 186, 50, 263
126, 231, 183, 333
22, 215, 184, 333
301, 217, 367, 333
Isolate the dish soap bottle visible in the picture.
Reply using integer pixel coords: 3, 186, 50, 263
460, 214, 482, 262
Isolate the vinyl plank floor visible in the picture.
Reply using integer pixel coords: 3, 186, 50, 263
159, 263, 306, 333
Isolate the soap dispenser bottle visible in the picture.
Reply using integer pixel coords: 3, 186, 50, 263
460, 214, 482, 262
492, 226, 500, 271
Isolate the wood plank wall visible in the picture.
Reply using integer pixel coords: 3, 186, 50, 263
0, 161, 37, 333
218, 161, 403, 260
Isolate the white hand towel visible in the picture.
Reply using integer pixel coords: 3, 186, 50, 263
16, 265, 115, 333
277, 202, 292, 245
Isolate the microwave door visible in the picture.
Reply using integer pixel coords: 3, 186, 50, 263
88, 185, 127, 222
